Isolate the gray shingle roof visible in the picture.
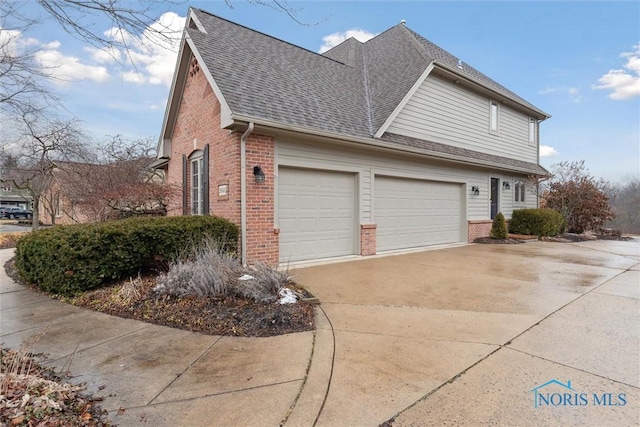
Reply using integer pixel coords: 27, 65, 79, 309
187, 9, 547, 173
382, 133, 548, 175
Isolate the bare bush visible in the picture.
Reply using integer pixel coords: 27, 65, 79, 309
154, 239, 290, 303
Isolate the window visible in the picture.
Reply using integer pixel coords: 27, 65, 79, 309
490, 101, 499, 133
528, 118, 537, 146
191, 156, 203, 215
515, 180, 526, 203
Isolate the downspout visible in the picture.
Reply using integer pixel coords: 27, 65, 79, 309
240, 122, 254, 267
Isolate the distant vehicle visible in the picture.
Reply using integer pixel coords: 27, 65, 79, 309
0, 206, 33, 220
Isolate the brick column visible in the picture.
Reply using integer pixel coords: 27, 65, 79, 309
360, 223, 377, 256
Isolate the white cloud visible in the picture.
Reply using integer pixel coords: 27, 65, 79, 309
538, 86, 583, 103
101, 12, 185, 86
36, 46, 110, 83
84, 46, 122, 64
319, 29, 377, 53
593, 43, 640, 100
540, 145, 558, 157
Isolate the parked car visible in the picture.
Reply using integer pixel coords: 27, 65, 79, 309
0, 206, 33, 220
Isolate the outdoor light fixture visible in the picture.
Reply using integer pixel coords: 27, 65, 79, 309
253, 166, 265, 183
502, 181, 511, 190
471, 186, 480, 196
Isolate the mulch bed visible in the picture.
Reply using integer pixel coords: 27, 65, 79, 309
71, 276, 316, 337
3, 258, 315, 338
473, 237, 524, 244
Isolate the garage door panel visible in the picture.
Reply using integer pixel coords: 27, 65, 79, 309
279, 168, 356, 263
375, 176, 462, 251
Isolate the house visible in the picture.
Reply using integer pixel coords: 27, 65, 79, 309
0, 185, 32, 211
155, 8, 550, 266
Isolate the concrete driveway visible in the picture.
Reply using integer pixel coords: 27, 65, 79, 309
1, 239, 638, 426
292, 239, 639, 426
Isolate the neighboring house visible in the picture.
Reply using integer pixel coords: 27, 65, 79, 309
0, 185, 32, 211
155, 8, 550, 266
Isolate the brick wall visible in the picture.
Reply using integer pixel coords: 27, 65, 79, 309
468, 220, 492, 242
167, 56, 278, 265
360, 223, 377, 256
167, 56, 241, 226
245, 134, 278, 265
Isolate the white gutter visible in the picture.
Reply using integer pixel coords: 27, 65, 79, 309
240, 122, 254, 267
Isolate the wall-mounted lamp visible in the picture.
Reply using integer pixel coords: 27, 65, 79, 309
471, 186, 480, 196
253, 166, 265, 184
502, 181, 511, 190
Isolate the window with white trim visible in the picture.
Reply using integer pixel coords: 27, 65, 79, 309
490, 100, 499, 133
528, 118, 537, 146
190, 153, 204, 215
515, 180, 526, 203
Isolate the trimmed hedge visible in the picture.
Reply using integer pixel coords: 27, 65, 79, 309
14, 216, 238, 296
509, 208, 564, 237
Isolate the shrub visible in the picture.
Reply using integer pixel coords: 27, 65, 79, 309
509, 208, 564, 237
14, 216, 238, 296
490, 212, 508, 239
154, 240, 291, 303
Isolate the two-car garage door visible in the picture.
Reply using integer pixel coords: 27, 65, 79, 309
278, 168, 463, 263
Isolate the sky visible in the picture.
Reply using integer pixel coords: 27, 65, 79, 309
4, 1, 640, 183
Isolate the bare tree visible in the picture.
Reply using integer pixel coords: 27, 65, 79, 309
541, 161, 614, 233
608, 176, 640, 234
57, 135, 177, 223
0, 3, 58, 118
0, 113, 87, 230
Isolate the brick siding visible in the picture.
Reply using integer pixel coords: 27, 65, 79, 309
167, 56, 278, 265
360, 223, 377, 256
467, 220, 493, 242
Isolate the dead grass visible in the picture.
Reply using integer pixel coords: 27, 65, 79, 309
0, 232, 26, 249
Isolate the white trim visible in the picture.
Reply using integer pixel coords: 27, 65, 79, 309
374, 61, 435, 138
188, 9, 207, 33
489, 100, 499, 134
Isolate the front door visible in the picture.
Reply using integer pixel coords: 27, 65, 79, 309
490, 178, 499, 219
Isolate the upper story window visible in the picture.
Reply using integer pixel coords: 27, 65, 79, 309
515, 180, 526, 203
190, 152, 204, 215
489, 101, 499, 134
528, 118, 537, 146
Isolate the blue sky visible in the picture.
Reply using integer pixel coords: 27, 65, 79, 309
10, 1, 640, 183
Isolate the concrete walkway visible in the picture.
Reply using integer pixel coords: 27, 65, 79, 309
1, 239, 639, 426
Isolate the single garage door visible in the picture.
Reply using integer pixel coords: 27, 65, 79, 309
375, 176, 463, 251
279, 168, 356, 263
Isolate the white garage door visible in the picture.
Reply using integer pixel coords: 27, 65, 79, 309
279, 168, 356, 263
375, 176, 463, 251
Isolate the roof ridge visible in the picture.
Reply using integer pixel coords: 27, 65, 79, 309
193, 8, 348, 66
361, 45, 374, 136
398, 24, 433, 64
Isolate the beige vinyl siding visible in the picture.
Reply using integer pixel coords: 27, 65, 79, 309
386, 74, 537, 164
276, 138, 496, 227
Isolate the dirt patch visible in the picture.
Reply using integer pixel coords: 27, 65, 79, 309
3, 258, 315, 338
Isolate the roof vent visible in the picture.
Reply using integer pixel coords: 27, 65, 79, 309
457, 59, 463, 70
400, 19, 406, 25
